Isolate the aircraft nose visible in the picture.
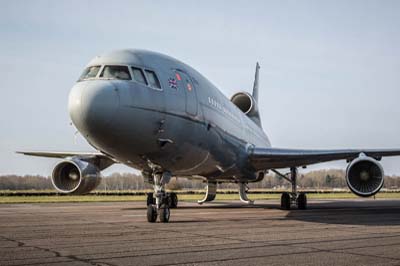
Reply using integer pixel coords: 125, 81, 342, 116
68, 81, 119, 135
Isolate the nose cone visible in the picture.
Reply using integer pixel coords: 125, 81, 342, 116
68, 81, 119, 135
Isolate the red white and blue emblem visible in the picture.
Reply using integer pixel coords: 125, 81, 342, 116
168, 78, 177, 89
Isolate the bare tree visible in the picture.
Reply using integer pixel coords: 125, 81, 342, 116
1, 169, 399, 191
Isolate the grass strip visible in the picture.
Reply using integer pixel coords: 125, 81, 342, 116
1, 192, 399, 204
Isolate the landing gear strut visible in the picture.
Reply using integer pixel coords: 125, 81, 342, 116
273, 168, 307, 210
147, 172, 172, 223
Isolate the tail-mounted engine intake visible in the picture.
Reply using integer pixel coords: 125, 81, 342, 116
346, 155, 384, 197
52, 159, 101, 194
231, 92, 257, 115
231, 92, 261, 126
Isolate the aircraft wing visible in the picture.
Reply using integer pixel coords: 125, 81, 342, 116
16, 151, 117, 170
249, 147, 400, 170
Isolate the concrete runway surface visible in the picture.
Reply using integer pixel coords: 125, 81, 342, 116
1, 199, 400, 266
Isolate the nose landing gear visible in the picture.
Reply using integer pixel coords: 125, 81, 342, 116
147, 204, 158, 223
168, 192, 178, 208
146, 172, 173, 223
147, 192, 178, 208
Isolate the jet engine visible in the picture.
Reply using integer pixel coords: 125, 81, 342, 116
346, 155, 384, 197
231, 92, 258, 117
52, 159, 101, 194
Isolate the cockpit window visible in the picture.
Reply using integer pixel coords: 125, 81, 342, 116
131, 67, 147, 85
145, 70, 161, 89
79, 66, 101, 80
100, 65, 131, 80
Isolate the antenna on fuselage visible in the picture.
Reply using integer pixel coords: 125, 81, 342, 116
252, 62, 260, 103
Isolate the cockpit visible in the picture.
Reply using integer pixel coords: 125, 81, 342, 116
79, 66, 102, 80
78, 65, 162, 90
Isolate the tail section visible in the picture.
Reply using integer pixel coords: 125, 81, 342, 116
230, 62, 262, 127
251, 62, 262, 128
252, 62, 260, 103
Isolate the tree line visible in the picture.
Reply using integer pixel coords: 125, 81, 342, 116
1, 169, 400, 191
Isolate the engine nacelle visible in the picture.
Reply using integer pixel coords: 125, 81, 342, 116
231, 92, 258, 117
52, 159, 101, 194
346, 155, 384, 197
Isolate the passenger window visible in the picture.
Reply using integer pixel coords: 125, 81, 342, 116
145, 70, 161, 89
131, 67, 147, 85
100, 65, 131, 80
79, 66, 101, 80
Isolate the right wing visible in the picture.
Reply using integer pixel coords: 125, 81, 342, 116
249, 147, 400, 170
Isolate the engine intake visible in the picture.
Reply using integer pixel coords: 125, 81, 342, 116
52, 159, 101, 194
346, 156, 384, 197
231, 92, 258, 116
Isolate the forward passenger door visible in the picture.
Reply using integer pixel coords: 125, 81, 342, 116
176, 70, 198, 117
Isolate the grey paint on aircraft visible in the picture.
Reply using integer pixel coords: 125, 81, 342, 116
21, 49, 400, 188
69, 49, 270, 182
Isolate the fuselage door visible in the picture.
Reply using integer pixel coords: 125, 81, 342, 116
176, 70, 198, 116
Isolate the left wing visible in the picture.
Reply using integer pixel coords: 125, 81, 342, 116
249, 147, 400, 170
16, 151, 117, 170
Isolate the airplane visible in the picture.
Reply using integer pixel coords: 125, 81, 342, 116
18, 49, 400, 223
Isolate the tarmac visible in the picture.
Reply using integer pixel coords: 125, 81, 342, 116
1, 199, 400, 266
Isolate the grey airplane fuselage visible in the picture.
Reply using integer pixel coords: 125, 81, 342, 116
69, 50, 271, 182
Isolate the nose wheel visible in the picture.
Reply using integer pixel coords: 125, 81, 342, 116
147, 172, 173, 223
273, 168, 308, 210
146, 193, 155, 206
158, 206, 170, 223
147, 205, 157, 223
147, 192, 178, 208
168, 192, 178, 208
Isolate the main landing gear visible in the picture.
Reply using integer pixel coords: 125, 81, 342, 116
146, 172, 177, 223
272, 167, 307, 210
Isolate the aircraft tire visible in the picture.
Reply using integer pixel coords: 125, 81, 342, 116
147, 205, 157, 223
297, 193, 307, 210
146, 193, 155, 206
281, 192, 291, 210
159, 206, 170, 223
169, 193, 178, 208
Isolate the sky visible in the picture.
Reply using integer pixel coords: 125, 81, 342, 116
1, 0, 400, 176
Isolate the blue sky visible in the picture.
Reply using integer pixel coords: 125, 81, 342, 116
1, 0, 400, 175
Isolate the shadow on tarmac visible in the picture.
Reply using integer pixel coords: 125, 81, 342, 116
284, 200, 400, 226
122, 199, 400, 226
